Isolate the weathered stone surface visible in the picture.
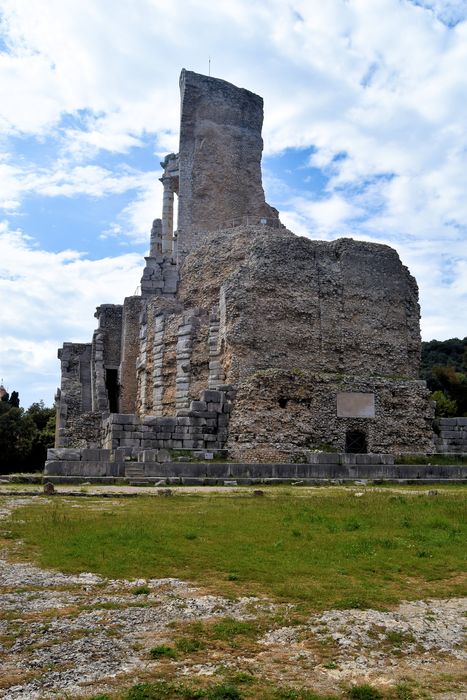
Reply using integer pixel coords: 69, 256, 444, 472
179, 227, 421, 380
177, 70, 279, 257
226, 370, 434, 461
53, 70, 435, 466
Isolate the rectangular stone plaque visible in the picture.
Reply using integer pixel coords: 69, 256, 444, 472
337, 392, 375, 418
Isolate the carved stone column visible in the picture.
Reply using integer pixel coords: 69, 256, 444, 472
160, 176, 175, 254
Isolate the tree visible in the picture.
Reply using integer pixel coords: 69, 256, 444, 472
0, 397, 56, 474
9, 391, 20, 408
431, 390, 457, 417
25, 402, 56, 468
0, 407, 37, 473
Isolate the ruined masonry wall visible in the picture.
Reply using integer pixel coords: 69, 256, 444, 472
140, 255, 178, 298
227, 371, 434, 462
55, 343, 93, 447
177, 70, 278, 257
102, 388, 233, 452
119, 296, 143, 414
91, 305, 122, 411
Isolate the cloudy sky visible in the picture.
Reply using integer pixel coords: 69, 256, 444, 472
0, 0, 466, 408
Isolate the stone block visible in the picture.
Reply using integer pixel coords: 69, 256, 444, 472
157, 417, 177, 430
307, 452, 340, 465
142, 450, 158, 462
81, 448, 111, 461
119, 438, 140, 447
200, 390, 223, 403
191, 400, 207, 412
339, 454, 357, 465
177, 417, 192, 426
195, 411, 218, 420
456, 418, 467, 426
143, 416, 160, 426
47, 448, 81, 461
157, 449, 171, 463
207, 402, 222, 413
109, 413, 138, 425
438, 418, 457, 427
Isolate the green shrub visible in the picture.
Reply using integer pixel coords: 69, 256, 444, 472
206, 684, 243, 700
348, 685, 383, 700
211, 618, 257, 640
175, 636, 205, 653
432, 390, 458, 417
149, 644, 177, 659
132, 585, 150, 595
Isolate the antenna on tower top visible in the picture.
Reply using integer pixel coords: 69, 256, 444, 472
208, 57, 211, 76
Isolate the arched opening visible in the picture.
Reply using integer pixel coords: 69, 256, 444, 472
345, 430, 367, 454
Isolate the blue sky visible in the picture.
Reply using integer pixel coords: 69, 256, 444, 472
0, 0, 466, 408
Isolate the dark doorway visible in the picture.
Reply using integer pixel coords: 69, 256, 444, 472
345, 430, 367, 454
105, 369, 119, 413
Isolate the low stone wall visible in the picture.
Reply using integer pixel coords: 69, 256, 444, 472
44, 457, 467, 483
434, 417, 467, 454
101, 388, 233, 451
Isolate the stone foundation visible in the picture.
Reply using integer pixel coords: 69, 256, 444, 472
434, 417, 467, 454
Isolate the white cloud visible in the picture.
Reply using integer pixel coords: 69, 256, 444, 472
0, 221, 143, 406
0, 0, 466, 407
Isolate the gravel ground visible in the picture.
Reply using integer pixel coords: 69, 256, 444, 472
0, 495, 465, 699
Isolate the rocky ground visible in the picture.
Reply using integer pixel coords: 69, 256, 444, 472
0, 495, 465, 699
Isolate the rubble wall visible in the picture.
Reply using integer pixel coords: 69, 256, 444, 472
227, 371, 435, 462
177, 70, 278, 256
178, 226, 422, 381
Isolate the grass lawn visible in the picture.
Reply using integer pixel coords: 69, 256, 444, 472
3, 489, 466, 610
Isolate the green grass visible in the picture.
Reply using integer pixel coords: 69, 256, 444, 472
394, 453, 467, 465
3, 491, 466, 609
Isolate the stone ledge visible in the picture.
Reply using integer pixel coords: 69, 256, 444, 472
43, 461, 467, 481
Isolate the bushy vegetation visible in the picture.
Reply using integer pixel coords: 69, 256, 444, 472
0, 391, 55, 473
421, 337, 467, 416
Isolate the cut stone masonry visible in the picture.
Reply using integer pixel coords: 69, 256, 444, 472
434, 417, 467, 454
51, 69, 438, 473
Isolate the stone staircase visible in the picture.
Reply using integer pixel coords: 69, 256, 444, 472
124, 464, 149, 486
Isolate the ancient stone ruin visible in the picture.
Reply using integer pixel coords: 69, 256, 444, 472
47, 69, 435, 480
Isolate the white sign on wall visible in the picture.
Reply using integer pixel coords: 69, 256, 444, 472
337, 392, 375, 418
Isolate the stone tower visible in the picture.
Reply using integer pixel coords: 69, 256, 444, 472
51, 69, 434, 468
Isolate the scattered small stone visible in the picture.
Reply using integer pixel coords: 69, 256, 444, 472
428, 489, 438, 496
354, 492, 364, 497
253, 490, 265, 497
158, 488, 173, 496
43, 482, 55, 495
